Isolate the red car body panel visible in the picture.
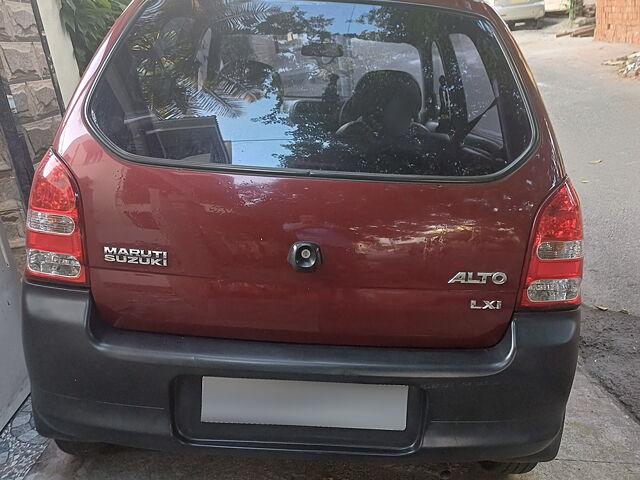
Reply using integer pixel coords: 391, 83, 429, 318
52, 0, 564, 348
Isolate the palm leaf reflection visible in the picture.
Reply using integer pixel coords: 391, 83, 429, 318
130, 0, 275, 119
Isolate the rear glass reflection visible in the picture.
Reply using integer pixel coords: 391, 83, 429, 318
90, 0, 532, 177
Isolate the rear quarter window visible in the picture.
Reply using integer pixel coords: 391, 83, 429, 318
89, 0, 533, 179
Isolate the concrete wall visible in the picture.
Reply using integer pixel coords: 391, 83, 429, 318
35, 0, 80, 105
0, 0, 63, 270
545, 0, 596, 13
545, 0, 569, 13
0, 218, 28, 431
595, 0, 640, 45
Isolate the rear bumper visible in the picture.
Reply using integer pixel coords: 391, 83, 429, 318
493, 2, 545, 22
23, 280, 579, 462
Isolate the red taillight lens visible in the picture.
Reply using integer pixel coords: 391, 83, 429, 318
25, 150, 87, 285
518, 181, 583, 310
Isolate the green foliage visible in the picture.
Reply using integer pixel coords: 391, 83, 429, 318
60, 0, 127, 72
568, 0, 584, 21
131, 0, 279, 119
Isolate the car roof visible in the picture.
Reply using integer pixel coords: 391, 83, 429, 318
401, 0, 494, 15
126, 0, 496, 19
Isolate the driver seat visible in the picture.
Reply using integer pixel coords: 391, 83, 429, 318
337, 70, 422, 131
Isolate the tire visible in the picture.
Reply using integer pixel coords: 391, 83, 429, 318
479, 461, 538, 475
54, 439, 108, 456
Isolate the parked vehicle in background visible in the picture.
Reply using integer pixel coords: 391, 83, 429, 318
484, 0, 546, 29
22, 0, 582, 475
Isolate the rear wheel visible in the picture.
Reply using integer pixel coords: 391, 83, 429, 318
479, 462, 538, 475
54, 439, 108, 456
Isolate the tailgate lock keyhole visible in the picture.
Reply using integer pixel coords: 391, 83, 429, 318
288, 242, 322, 272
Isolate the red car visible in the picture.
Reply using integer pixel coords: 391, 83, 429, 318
22, 0, 582, 474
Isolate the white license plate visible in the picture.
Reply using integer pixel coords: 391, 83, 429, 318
201, 377, 408, 431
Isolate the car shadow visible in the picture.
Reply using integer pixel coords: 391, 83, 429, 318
26, 442, 516, 480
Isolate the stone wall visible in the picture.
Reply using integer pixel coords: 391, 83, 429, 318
0, 131, 25, 269
595, 0, 640, 45
0, 0, 62, 270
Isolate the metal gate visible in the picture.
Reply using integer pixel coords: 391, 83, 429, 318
0, 221, 28, 430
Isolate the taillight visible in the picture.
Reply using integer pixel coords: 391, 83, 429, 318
518, 181, 583, 310
25, 150, 87, 285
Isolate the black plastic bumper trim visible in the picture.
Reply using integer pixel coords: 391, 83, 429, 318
22, 280, 579, 462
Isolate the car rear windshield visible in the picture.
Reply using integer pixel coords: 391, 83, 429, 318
89, 0, 533, 178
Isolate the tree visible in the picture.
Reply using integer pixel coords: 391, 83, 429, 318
569, 0, 584, 21
60, 0, 127, 72
128, 0, 277, 119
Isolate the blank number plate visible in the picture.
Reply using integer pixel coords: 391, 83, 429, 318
201, 377, 408, 431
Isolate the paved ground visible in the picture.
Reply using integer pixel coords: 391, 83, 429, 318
20, 369, 640, 480
5, 24, 640, 480
580, 306, 640, 420
513, 27, 640, 422
0, 400, 48, 480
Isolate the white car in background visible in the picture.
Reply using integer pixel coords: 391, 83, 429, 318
484, 0, 546, 29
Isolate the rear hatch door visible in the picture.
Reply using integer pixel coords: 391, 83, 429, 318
65, 0, 558, 348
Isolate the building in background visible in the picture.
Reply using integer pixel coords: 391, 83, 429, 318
595, 0, 640, 44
